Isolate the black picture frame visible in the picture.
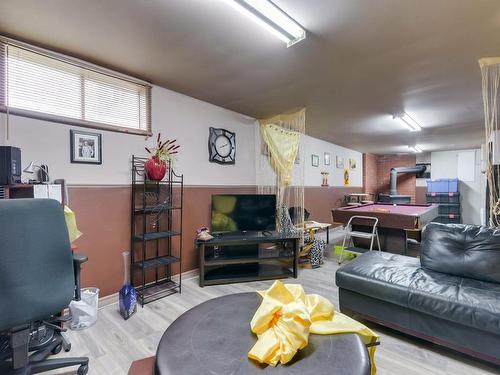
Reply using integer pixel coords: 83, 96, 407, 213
70, 129, 102, 164
324, 152, 330, 165
311, 154, 319, 167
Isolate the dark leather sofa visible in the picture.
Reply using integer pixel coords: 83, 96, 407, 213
336, 223, 500, 365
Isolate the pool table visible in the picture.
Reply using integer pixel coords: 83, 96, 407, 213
331, 203, 438, 253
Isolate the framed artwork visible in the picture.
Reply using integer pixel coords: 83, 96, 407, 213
70, 130, 102, 164
324, 152, 330, 166
311, 154, 319, 167
349, 158, 357, 170
336, 156, 344, 169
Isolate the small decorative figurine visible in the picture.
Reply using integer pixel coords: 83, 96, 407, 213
321, 171, 329, 187
196, 226, 214, 241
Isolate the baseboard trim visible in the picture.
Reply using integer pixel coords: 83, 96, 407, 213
98, 268, 199, 308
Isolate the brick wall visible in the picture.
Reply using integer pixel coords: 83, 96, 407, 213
363, 153, 418, 203
363, 153, 378, 194
377, 154, 417, 202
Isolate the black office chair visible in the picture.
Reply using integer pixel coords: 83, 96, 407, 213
0, 199, 89, 374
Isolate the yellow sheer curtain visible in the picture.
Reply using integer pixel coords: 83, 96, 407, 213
479, 58, 500, 226
257, 109, 305, 233
260, 123, 300, 186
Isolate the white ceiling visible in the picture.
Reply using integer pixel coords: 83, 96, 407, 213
1, 0, 499, 154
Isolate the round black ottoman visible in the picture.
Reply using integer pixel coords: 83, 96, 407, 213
155, 293, 370, 375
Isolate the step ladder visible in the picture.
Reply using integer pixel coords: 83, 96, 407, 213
338, 215, 381, 264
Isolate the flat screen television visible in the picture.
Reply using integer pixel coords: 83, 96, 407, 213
211, 194, 276, 234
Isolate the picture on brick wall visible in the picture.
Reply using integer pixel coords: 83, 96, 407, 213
336, 156, 344, 169
349, 158, 357, 170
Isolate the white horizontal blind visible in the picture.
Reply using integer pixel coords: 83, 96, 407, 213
0, 42, 5, 110
0, 40, 151, 134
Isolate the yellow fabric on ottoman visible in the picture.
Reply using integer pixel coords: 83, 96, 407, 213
248, 280, 379, 374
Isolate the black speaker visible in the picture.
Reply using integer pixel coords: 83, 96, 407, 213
0, 146, 22, 185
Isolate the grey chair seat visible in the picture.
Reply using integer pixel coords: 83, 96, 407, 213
336, 251, 500, 335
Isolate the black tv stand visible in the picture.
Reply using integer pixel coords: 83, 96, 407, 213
196, 232, 299, 287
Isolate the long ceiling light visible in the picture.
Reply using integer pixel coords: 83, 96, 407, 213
409, 145, 423, 153
223, 0, 306, 47
393, 112, 423, 132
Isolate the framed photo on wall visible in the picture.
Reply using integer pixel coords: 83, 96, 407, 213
336, 156, 344, 169
70, 130, 102, 164
324, 152, 330, 165
349, 158, 357, 170
311, 154, 319, 167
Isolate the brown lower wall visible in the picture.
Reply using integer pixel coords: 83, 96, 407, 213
416, 186, 427, 204
69, 184, 362, 297
304, 186, 363, 223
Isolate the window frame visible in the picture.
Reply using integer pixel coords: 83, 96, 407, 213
0, 36, 152, 136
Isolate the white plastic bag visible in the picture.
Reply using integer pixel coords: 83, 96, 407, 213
69, 287, 99, 330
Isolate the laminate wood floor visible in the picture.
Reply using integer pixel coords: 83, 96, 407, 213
53, 232, 499, 375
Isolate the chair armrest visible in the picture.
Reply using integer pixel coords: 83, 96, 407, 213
73, 253, 88, 301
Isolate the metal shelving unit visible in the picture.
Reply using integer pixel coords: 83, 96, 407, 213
131, 156, 183, 306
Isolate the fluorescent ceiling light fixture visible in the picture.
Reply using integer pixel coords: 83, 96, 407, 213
409, 145, 423, 153
223, 0, 306, 47
393, 112, 422, 132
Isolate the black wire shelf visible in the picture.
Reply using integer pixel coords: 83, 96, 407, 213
133, 205, 182, 214
133, 255, 180, 269
136, 279, 180, 304
131, 155, 183, 306
133, 230, 181, 241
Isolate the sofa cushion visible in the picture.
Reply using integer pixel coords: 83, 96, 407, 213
420, 223, 500, 284
335, 251, 420, 309
408, 268, 500, 335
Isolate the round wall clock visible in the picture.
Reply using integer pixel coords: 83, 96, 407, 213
208, 127, 236, 164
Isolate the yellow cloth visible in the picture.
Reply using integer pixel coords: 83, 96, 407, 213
64, 205, 82, 243
261, 123, 300, 186
248, 280, 379, 374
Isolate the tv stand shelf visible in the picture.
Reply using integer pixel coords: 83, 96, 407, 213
196, 232, 299, 287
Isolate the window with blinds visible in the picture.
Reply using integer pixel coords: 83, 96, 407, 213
0, 39, 151, 135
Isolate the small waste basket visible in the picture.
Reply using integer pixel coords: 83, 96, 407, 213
69, 287, 99, 330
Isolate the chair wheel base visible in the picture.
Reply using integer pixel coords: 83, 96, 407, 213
78, 364, 89, 375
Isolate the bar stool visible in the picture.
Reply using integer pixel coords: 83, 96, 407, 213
338, 216, 381, 264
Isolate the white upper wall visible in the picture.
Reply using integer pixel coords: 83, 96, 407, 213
255, 130, 363, 188
0, 83, 361, 187
301, 135, 363, 187
0, 85, 256, 186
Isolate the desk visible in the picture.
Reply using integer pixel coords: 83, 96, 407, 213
1, 184, 63, 203
303, 221, 332, 243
